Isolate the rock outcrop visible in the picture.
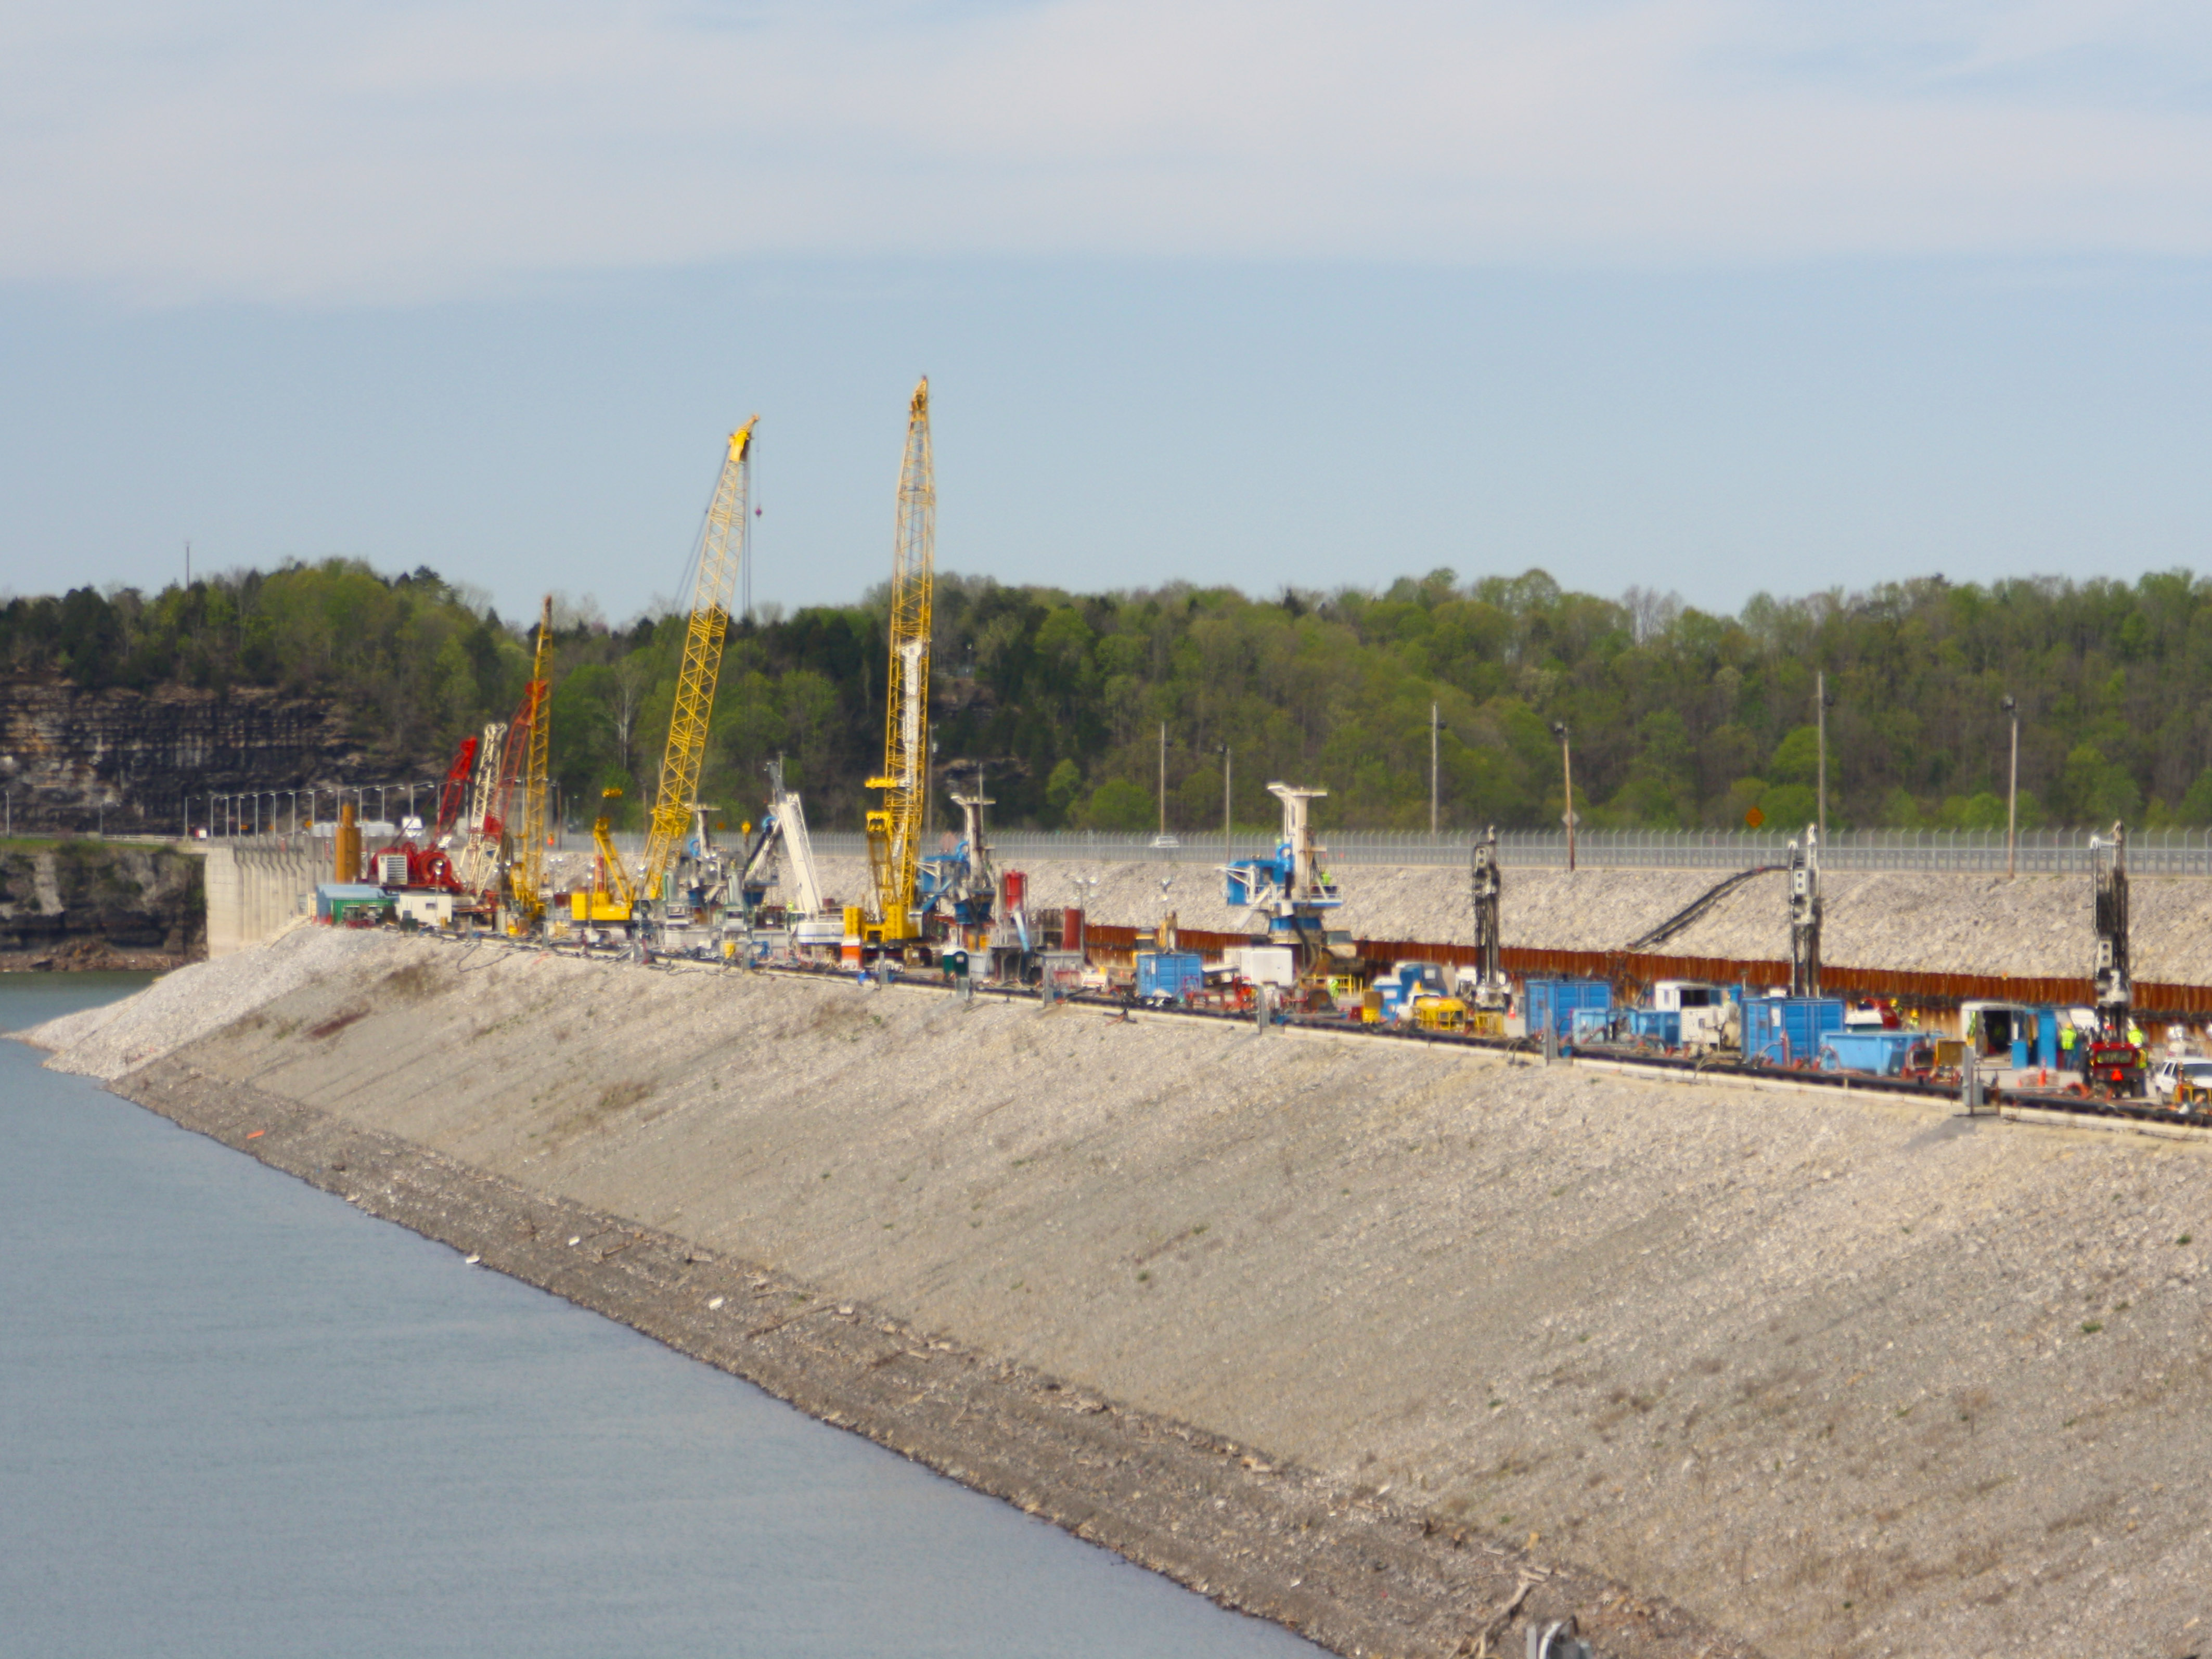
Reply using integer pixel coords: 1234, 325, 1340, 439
0, 841, 204, 968
0, 674, 372, 836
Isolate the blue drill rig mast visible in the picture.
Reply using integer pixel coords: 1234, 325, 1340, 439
1223, 783, 1350, 971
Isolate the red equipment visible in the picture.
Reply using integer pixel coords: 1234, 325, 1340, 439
372, 736, 477, 892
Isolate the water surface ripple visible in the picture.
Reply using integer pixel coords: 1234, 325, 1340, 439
2, 975, 1318, 1659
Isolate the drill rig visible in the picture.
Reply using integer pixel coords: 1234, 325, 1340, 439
1787, 827, 1822, 997
1223, 783, 1349, 976
929, 779, 999, 933
862, 378, 935, 953
1465, 825, 1508, 1010
735, 757, 830, 928
2086, 823, 2145, 1096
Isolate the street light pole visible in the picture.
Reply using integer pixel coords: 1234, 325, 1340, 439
1816, 669, 1830, 846
1552, 722, 1575, 872
1159, 722, 1167, 841
1221, 745, 1232, 861
1430, 701, 1439, 838
2003, 694, 2020, 880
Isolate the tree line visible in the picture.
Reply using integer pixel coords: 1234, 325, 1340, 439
4, 558, 2206, 834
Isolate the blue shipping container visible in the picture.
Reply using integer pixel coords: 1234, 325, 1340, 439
1744, 997, 1846, 1066
1626, 1008, 1683, 1047
1136, 951, 1206, 1002
1819, 1029, 1919, 1076
1524, 978, 1612, 1039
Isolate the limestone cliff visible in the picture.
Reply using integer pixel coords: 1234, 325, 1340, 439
0, 674, 372, 836
0, 842, 204, 967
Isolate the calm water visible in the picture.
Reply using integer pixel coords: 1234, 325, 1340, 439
1, 975, 1318, 1659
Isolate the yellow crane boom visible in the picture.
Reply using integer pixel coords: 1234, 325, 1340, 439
507, 596, 555, 923
865, 378, 934, 943
638, 416, 758, 907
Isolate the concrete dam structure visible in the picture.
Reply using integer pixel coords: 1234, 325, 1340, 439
27, 927, 2212, 1657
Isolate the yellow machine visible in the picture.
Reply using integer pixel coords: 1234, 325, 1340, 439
1411, 994, 1470, 1033
638, 418, 758, 910
863, 379, 935, 946
572, 788, 640, 924
579, 419, 757, 924
505, 596, 555, 930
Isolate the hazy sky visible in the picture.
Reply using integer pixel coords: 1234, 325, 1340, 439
5, 2, 2210, 622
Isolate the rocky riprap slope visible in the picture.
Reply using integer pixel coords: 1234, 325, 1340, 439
805, 854, 2212, 984
0, 839, 204, 968
30, 929, 2212, 1656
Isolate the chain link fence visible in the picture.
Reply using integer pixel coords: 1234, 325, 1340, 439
791, 826, 2212, 877
229, 822, 2212, 878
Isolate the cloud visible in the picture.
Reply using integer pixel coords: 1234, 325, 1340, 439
6, 0, 2212, 301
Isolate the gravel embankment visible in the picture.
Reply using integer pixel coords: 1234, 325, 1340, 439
39, 932, 2212, 1657
811, 855, 2212, 984
18, 916, 338, 1074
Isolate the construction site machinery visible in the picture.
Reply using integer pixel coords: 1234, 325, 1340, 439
629, 417, 759, 927
1787, 826, 1822, 998
493, 597, 556, 930
372, 734, 476, 894
734, 757, 836, 943
2088, 822, 2145, 1096
572, 787, 640, 927
1223, 783, 1351, 972
916, 774, 997, 933
450, 719, 511, 911
1466, 824, 1508, 1010
863, 378, 934, 950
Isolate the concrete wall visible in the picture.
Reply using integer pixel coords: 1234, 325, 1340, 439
202, 837, 325, 958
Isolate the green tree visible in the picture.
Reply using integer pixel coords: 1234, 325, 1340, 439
1079, 779, 1154, 831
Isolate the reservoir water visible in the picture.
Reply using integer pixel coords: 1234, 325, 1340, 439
2, 975, 1319, 1659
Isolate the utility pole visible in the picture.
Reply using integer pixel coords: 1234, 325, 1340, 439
2003, 695, 2020, 880
1159, 723, 1167, 840
1430, 701, 1439, 838
1552, 722, 1576, 872
1221, 745, 1232, 862
1816, 670, 1833, 846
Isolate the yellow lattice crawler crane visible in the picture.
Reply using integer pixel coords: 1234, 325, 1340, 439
500, 596, 555, 930
863, 379, 934, 947
569, 418, 757, 929
640, 417, 758, 909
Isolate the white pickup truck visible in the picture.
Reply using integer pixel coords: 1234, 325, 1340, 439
2147, 1056, 2212, 1106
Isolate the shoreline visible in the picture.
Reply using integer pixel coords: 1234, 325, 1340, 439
108, 1051, 1754, 1659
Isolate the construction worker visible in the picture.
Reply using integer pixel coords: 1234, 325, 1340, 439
2059, 1020, 2077, 1072
2128, 1017, 2146, 1050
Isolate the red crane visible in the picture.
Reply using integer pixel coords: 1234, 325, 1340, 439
372, 736, 477, 893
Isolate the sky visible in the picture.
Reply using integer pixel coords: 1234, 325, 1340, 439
4, 1, 2211, 624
